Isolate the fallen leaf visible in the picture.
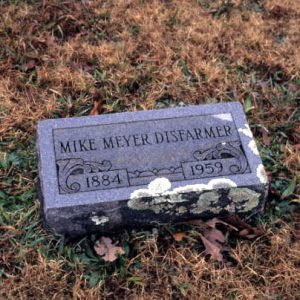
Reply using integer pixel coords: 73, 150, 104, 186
89, 99, 104, 115
202, 219, 227, 261
82, 64, 96, 73
182, 216, 264, 260
199, 233, 223, 262
288, 82, 298, 92
172, 232, 186, 241
204, 227, 225, 244
223, 214, 265, 239
94, 237, 125, 262
21, 59, 36, 72
239, 229, 251, 237
46, 35, 57, 48
185, 218, 227, 261
222, 214, 253, 231
242, 229, 265, 239
186, 219, 206, 227
184, 218, 237, 232
206, 217, 237, 231
71, 61, 96, 73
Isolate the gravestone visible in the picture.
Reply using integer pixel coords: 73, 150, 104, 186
37, 102, 268, 237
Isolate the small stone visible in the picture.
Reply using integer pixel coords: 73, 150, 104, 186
37, 102, 268, 237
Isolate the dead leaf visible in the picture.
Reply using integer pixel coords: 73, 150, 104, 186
239, 229, 251, 237
186, 218, 237, 231
21, 59, 36, 72
199, 233, 223, 262
185, 218, 227, 261
206, 217, 238, 231
46, 35, 57, 48
172, 232, 186, 241
223, 214, 253, 231
202, 219, 227, 261
288, 82, 298, 92
70, 61, 95, 73
204, 227, 225, 244
186, 219, 206, 227
182, 216, 264, 261
294, 144, 300, 151
94, 237, 125, 262
89, 99, 104, 115
223, 214, 265, 239
82, 64, 96, 73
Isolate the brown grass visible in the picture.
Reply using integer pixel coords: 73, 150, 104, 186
1, 0, 300, 134
1, 213, 300, 299
1, 0, 300, 299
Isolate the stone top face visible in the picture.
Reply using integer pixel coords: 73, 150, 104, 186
37, 102, 267, 210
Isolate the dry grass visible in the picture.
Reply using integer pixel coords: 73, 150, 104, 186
1, 0, 300, 133
0, 0, 300, 299
1, 214, 300, 299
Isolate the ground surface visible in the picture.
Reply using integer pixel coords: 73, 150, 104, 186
0, 0, 299, 299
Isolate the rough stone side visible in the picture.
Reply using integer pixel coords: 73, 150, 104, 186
42, 181, 268, 237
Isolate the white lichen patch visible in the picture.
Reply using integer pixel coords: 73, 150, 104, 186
148, 177, 172, 194
224, 202, 236, 213
208, 178, 237, 189
171, 183, 210, 194
238, 124, 253, 138
170, 178, 237, 195
91, 215, 109, 226
176, 206, 188, 214
248, 140, 259, 155
128, 177, 237, 215
127, 193, 188, 214
130, 177, 172, 199
191, 191, 221, 214
227, 188, 260, 212
130, 177, 237, 200
213, 113, 233, 121
256, 164, 268, 184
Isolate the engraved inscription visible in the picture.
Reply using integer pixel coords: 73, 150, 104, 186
53, 113, 250, 194
57, 159, 129, 194
183, 158, 244, 180
83, 170, 128, 191
193, 141, 248, 173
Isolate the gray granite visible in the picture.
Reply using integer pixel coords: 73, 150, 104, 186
37, 102, 268, 237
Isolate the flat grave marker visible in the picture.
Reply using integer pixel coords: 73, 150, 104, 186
37, 102, 268, 236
